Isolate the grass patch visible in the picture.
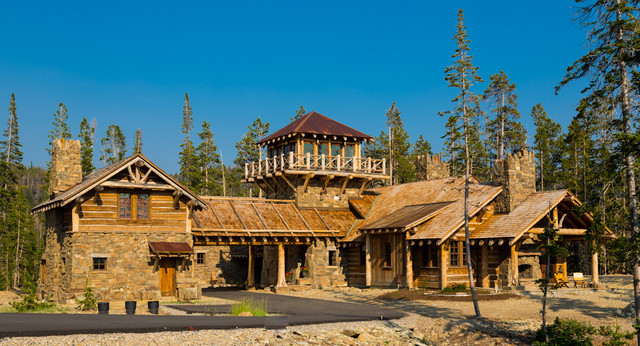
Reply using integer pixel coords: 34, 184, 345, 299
161, 299, 209, 305
230, 297, 268, 317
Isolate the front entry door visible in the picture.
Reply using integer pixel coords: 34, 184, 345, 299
159, 258, 176, 296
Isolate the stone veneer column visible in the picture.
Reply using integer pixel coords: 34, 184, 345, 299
49, 138, 82, 196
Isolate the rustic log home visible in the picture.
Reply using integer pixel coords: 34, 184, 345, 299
35, 112, 611, 303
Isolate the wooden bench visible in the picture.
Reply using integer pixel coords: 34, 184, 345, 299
573, 272, 586, 288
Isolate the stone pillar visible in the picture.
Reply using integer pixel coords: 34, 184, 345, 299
247, 245, 255, 287
481, 242, 489, 288
405, 234, 414, 289
365, 234, 372, 287
276, 243, 287, 287
592, 250, 599, 285
510, 243, 519, 286
415, 154, 450, 181
440, 242, 448, 289
49, 138, 83, 196
493, 150, 536, 213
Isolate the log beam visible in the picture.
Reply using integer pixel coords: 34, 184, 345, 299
247, 245, 255, 287
510, 242, 519, 286
405, 233, 414, 289
481, 242, 489, 288
365, 233, 372, 287
592, 249, 599, 285
277, 243, 287, 287
440, 242, 448, 289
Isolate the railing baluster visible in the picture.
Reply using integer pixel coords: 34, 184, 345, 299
321, 154, 326, 170
306, 152, 311, 169
337, 155, 341, 171
382, 158, 386, 175
245, 163, 248, 179
289, 151, 294, 169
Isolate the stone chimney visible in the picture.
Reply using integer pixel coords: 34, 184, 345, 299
49, 138, 82, 196
493, 150, 536, 213
415, 153, 450, 181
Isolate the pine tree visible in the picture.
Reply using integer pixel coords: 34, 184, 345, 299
412, 135, 433, 158
483, 71, 527, 159
197, 121, 221, 195
132, 128, 143, 154
100, 124, 126, 165
78, 117, 95, 176
234, 116, 269, 197
531, 104, 562, 191
440, 9, 482, 318
557, 0, 640, 331
290, 106, 306, 122
1, 93, 23, 165
178, 93, 199, 189
47, 103, 72, 157
442, 115, 462, 176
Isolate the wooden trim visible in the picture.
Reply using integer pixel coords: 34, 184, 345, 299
271, 202, 290, 230
251, 201, 269, 229
365, 233, 372, 286
229, 201, 247, 229
292, 202, 311, 230
440, 242, 448, 289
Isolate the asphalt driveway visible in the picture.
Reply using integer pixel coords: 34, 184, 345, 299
0, 289, 405, 337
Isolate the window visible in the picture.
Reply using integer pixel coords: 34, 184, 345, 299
449, 241, 467, 267
119, 193, 132, 219
93, 257, 107, 270
196, 253, 205, 265
360, 246, 366, 266
137, 194, 149, 219
304, 142, 314, 155
284, 144, 290, 155
383, 241, 392, 267
331, 144, 342, 157
344, 145, 354, 158
421, 245, 438, 268
328, 250, 337, 266
318, 142, 329, 156
289, 143, 296, 154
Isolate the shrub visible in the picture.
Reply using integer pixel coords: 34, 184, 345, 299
230, 297, 267, 317
534, 318, 596, 345
11, 289, 55, 312
453, 283, 467, 292
76, 278, 97, 311
441, 286, 454, 293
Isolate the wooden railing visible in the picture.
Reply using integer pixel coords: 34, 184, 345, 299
244, 152, 386, 178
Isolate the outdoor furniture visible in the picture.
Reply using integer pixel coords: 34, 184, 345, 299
573, 272, 586, 288
554, 272, 569, 288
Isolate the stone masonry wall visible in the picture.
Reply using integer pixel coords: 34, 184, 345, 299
49, 138, 82, 196
415, 154, 450, 181
39, 209, 73, 302
295, 178, 362, 209
493, 150, 536, 213
305, 239, 347, 288
192, 245, 238, 287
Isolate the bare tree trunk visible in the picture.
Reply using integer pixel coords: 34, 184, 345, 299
13, 218, 21, 288
389, 125, 393, 185
542, 250, 551, 342
500, 93, 505, 160
540, 150, 544, 191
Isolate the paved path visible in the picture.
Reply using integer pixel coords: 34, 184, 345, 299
0, 290, 405, 337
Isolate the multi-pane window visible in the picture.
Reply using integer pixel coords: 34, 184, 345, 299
196, 253, 205, 265
318, 142, 329, 156
137, 194, 149, 219
93, 257, 107, 270
119, 193, 132, 219
331, 144, 342, 157
449, 241, 467, 267
344, 145, 354, 158
304, 142, 314, 155
383, 241, 392, 267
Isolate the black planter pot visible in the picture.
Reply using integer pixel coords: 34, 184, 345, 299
97, 302, 109, 314
147, 300, 159, 314
125, 301, 136, 315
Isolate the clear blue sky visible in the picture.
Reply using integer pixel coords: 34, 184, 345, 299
0, 1, 588, 173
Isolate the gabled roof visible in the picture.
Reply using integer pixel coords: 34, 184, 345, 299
32, 153, 207, 213
192, 197, 357, 238
257, 111, 373, 145
360, 202, 453, 231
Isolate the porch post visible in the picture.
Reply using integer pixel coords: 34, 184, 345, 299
277, 243, 287, 287
247, 245, 255, 287
510, 242, 519, 286
592, 250, 599, 285
440, 241, 448, 289
365, 233, 372, 287
481, 242, 489, 288
404, 233, 414, 289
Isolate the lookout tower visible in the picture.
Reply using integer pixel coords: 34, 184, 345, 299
243, 111, 390, 209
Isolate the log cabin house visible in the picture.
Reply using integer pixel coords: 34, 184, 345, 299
35, 112, 611, 303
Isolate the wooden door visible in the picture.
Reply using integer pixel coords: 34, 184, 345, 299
159, 258, 176, 296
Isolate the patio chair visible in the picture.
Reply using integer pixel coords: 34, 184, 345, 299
573, 272, 586, 288
554, 272, 569, 288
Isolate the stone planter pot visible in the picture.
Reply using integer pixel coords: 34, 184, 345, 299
125, 301, 136, 315
97, 302, 109, 314
300, 270, 310, 278
147, 300, 159, 314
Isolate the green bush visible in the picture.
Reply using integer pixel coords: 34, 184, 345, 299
535, 318, 596, 346
453, 283, 467, 292
76, 278, 97, 311
11, 289, 55, 312
230, 297, 267, 317
440, 286, 454, 293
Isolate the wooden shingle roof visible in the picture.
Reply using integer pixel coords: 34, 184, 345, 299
257, 111, 373, 145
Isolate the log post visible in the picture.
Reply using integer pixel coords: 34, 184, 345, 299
440, 242, 448, 289
277, 243, 287, 287
481, 242, 489, 288
510, 242, 519, 286
405, 233, 414, 289
247, 245, 255, 287
592, 249, 599, 285
365, 233, 372, 287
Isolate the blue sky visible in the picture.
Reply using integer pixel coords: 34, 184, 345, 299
0, 1, 588, 173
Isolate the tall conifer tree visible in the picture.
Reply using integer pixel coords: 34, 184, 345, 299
178, 93, 198, 188
291, 106, 306, 122
47, 103, 72, 157
132, 128, 143, 154
440, 9, 482, 318
531, 104, 562, 191
100, 124, 126, 164
1, 93, 22, 165
78, 117, 95, 175
197, 121, 220, 195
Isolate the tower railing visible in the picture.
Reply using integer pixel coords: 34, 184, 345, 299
244, 152, 386, 179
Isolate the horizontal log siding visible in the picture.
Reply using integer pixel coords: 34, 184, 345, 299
346, 246, 365, 286
77, 190, 187, 232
